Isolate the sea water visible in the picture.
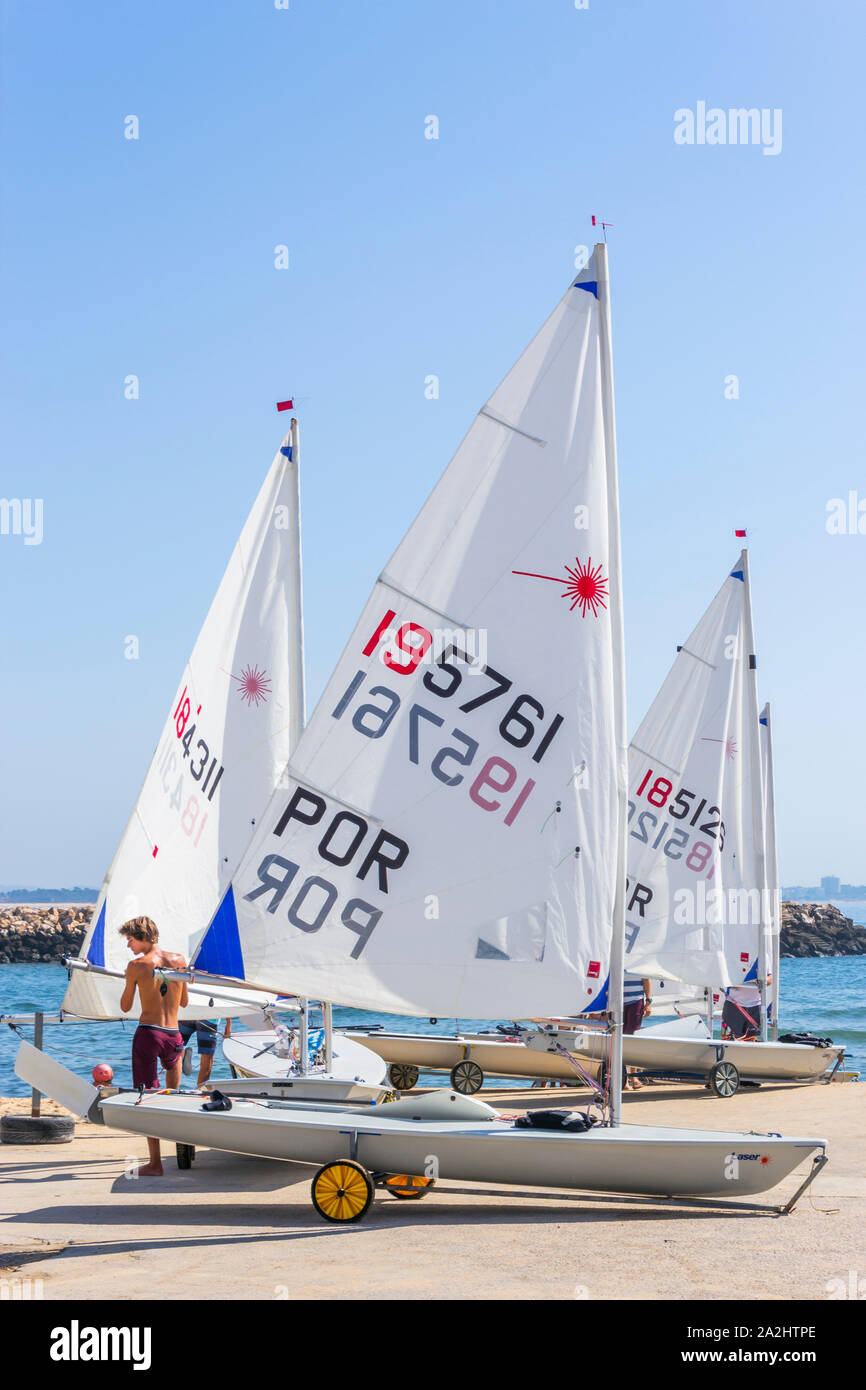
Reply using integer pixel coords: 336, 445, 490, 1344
0, 958, 863, 1097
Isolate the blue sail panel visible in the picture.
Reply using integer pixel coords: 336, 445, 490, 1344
86, 901, 106, 967
194, 886, 245, 980
587, 972, 610, 1012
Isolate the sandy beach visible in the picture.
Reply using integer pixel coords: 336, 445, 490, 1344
1, 1080, 862, 1302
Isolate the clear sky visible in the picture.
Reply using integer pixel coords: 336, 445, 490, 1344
1, 0, 864, 888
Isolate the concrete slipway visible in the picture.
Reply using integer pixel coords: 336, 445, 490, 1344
0, 1082, 862, 1301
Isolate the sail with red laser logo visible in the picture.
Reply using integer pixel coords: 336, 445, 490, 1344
194, 251, 629, 1018
61, 436, 299, 1020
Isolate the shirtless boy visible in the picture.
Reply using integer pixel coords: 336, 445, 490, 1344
118, 916, 189, 1176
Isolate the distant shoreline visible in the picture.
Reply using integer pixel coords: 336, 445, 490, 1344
0, 890, 98, 904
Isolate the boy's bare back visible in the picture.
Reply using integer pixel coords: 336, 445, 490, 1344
127, 947, 188, 1027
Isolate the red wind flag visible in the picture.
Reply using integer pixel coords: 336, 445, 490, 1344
276, 399, 294, 412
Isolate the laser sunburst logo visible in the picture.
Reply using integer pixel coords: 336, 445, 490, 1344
702, 735, 738, 761
232, 664, 272, 708
512, 556, 609, 617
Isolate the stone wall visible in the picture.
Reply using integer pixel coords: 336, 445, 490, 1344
780, 901, 866, 957
0, 906, 92, 965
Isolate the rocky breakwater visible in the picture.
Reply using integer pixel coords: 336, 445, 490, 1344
0, 901, 863, 965
0, 905, 93, 965
781, 901, 866, 957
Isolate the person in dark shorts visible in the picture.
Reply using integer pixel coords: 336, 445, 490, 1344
722, 981, 761, 1039
623, 973, 652, 1090
179, 1017, 231, 1086
118, 916, 188, 1176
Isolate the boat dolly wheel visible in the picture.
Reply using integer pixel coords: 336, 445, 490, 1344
387, 1063, 420, 1091
450, 1059, 484, 1094
379, 1173, 437, 1201
708, 1060, 740, 1098
311, 1159, 374, 1223
175, 1143, 195, 1169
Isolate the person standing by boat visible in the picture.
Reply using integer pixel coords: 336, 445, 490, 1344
179, 1016, 231, 1086
722, 980, 762, 1039
623, 973, 652, 1090
118, 916, 188, 1176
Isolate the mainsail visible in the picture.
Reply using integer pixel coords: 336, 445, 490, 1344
623, 552, 768, 990
194, 249, 629, 1020
62, 432, 300, 1020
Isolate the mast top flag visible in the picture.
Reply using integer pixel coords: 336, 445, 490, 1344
62, 428, 301, 1021
194, 247, 630, 1027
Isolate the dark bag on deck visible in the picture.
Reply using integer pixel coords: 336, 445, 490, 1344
201, 1090, 233, 1111
514, 1108, 597, 1132
777, 1031, 834, 1048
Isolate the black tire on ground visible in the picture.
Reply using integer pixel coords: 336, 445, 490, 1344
176, 1143, 195, 1169
708, 1060, 740, 1098
387, 1063, 420, 1091
450, 1059, 484, 1094
0, 1114, 75, 1145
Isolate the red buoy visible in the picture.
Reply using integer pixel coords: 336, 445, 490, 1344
92, 1063, 113, 1085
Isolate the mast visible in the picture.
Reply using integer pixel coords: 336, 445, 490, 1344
596, 242, 628, 1127
287, 416, 306, 747
286, 416, 311, 1072
762, 702, 781, 1039
740, 549, 770, 1041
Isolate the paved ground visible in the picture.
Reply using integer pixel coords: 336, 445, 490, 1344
0, 1081, 862, 1300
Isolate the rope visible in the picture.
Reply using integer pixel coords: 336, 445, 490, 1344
724, 995, 761, 1035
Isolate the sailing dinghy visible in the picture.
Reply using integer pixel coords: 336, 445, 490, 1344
98, 246, 828, 1217
347, 561, 843, 1095
551, 567, 844, 1093
8, 420, 387, 1103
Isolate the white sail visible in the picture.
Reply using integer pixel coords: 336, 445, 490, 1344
62, 434, 299, 1020
760, 702, 780, 1037
623, 554, 766, 990
194, 250, 628, 1020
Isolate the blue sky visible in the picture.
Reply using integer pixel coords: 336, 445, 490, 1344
1, 0, 864, 887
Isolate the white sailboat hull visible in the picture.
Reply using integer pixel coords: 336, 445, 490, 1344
350, 1020, 843, 1087
99, 1091, 826, 1201
221, 1029, 389, 1103
346, 1029, 590, 1084
577, 1025, 844, 1084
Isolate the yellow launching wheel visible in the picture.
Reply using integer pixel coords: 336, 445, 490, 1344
381, 1173, 437, 1201
311, 1160, 374, 1223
